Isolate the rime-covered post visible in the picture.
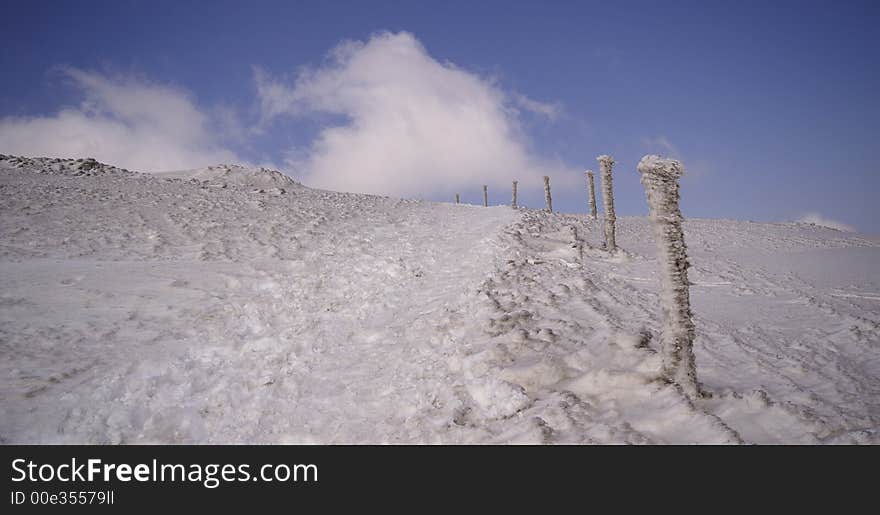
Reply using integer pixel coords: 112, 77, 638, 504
543, 176, 552, 212
483, 185, 488, 207
511, 180, 518, 208
637, 155, 700, 398
597, 155, 616, 251
455, 193, 460, 204
586, 170, 597, 220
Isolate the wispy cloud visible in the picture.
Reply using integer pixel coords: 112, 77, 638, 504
641, 135, 680, 158
511, 93, 563, 121
254, 31, 574, 196
0, 68, 242, 172
640, 136, 711, 179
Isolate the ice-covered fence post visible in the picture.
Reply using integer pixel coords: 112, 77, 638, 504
597, 155, 616, 251
543, 176, 552, 212
455, 193, 460, 204
512, 180, 518, 208
483, 185, 488, 207
586, 170, 597, 220
637, 155, 700, 398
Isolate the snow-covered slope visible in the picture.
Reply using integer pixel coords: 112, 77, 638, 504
1, 155, 878, 443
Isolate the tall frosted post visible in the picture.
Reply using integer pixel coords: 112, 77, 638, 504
586, 170, 597, 220
597, 155, 616, 251
543, 176, 552, 212
482, 185, 488, 207
637, 155, 700, 398
455, 193, 460, 204
511, 180, 518, 208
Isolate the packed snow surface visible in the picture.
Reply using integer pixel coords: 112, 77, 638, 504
1, 155, 878, 444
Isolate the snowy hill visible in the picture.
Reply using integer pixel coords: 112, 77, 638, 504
154, 164, 302, 194
1, 155, 878, 444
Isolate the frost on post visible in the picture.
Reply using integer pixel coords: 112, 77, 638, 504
483, 185, 488, 207
512, 180, 518, 208
597, 155, 616, 251
586, 170, 597, 219
637, 155, 700, 398
543, 176, 552, 212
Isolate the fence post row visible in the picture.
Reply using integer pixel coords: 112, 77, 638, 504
458, 156, 699, 399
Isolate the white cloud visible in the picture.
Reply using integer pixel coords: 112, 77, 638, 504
797, 213, 856, 232
0, 68, 242, 172
255, 31, 573, 197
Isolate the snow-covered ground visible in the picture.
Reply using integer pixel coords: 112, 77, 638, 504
1, 155, 878, 444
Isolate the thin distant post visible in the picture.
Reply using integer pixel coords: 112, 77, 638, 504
483, 185, 488, 207
543, 176, 552, 212
586, 170, 597, 220
597, 155, 616, 251
455, 193, 460, 204
511, 180, 518, 208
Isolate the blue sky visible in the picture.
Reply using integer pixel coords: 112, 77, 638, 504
2, 0, 878, 232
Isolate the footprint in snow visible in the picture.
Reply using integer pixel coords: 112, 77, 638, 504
59, 275, 84, 286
